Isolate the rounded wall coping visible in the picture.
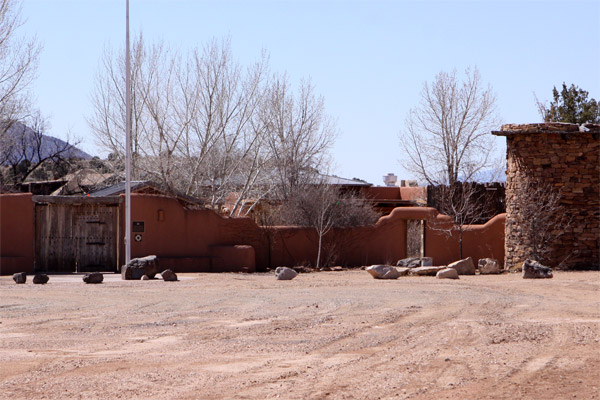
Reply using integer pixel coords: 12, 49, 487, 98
381, 207, 439, 223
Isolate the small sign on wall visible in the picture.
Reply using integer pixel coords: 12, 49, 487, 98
132, 221, 145, 232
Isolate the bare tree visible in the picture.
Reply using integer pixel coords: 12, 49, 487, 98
89, 36, 270, 209
89, 35, 336, 217
0, 0, 42, 175
88, 34, 153, 179
282, 181, 379, 268
261, 75, 336, 200
400, 67, 500, 185
0, 0, 41, 124
508, 177, 571, 265
429, 182, 493, 259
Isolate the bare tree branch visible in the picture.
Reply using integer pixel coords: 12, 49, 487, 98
400, 67, 500, 185
88, 35, 336, 215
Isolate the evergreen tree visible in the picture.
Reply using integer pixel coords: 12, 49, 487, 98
537, 83, 599, 124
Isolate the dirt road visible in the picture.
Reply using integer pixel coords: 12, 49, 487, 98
1, 271, 599, 399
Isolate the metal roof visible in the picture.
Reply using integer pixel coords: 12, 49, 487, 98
319, 174, 372, 186
88, 181, 150, 197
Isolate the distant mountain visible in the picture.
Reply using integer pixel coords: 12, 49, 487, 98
1, 121, 91, 165
470, 168, 506, 183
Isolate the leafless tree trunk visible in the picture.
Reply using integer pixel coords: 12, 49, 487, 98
400, 67, 500, 185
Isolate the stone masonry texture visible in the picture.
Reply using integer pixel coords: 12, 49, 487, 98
493, 123, 600, 269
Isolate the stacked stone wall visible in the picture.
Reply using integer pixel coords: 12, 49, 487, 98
494, 123, 600, 269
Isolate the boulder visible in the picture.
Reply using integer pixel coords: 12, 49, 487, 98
366, 265, 402, 279
275, 267, 298, 280
447, 257, 476, 275
12, 272, 26, 284
121, 255, 160, 280
141, 274, 150, 280
478, 258, 502, 274
32, 274, 49, 284
83, 272, 104, 284
161, 269, 178, 281
409, 266, 446, 276
522, 259, 553, 279
436, 268, 459, 279
396, 257, 421, 268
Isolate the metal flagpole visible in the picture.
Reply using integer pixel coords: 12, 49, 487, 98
125, 0, 132, 265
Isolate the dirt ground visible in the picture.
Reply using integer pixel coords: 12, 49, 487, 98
0, 270, 599, 400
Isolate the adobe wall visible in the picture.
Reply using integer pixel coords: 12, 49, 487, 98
0, 193, 35, 274
0, 193, 505, 274
493, 123, 600, 269
121, 196, 504, 271
121, 194, 410, 270
268, 208, 410, 267
425, 214, 506, 266
120, 194, 267, 272
361, 186, 426, 201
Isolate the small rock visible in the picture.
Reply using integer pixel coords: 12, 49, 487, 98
436, 268, 459, 279
83, 272, 103, 284
320, 266, 332, 271
478, 258, 503, 274
396, 257, 421, 268
141, 274, 150, 280
161, 269, 178, 281
522, 259, 553, 279
12, 272, 26, 284
447, 257, 476, 275
409, 266, 446, 276
275, 267, 298, 280
366, 265, 400, 279
332, 266, 344, 271
32, 274, 49, 284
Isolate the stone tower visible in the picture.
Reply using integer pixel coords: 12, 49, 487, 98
492, 123, 599, 269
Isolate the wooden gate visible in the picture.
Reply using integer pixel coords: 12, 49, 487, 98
34, 196, 121, 273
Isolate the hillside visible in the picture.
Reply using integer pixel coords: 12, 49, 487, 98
1, 121, 91, 165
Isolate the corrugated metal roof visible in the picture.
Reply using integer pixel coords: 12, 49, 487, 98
88, 181, 150, 197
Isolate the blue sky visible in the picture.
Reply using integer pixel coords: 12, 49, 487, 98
20, 0, 600, 185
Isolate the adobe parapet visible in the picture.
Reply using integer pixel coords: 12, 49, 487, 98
493, 122, 599, 269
